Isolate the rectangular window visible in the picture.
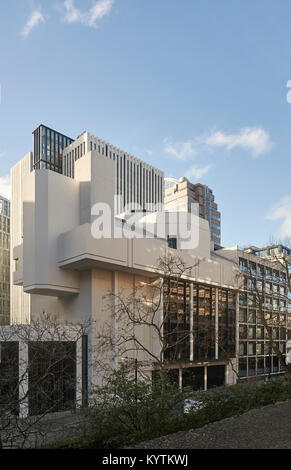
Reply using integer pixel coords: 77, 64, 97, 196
248, 357, 256, 376
257, 358, 264, 374
247, 342, 256, 355
249, 261, 257, 276
167, 236, 177, 250
256, 343, 263, 355
257, 265, 264, 277
256, 326, 264, 339
239, 358, 247, 377
247, 326, 255, 339
248, 310, 256, 323
239, 325, 247, 338
239, 258, 248, 272
266, 268, 272, 280
239, 342, 247, 356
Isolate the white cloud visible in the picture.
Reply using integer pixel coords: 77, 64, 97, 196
164, 140, 197, 161
185, 164, 212, 180
267, 196, 291, 237
21, 9, 45, 37
202, 127, 273, 157
0, 175, 10, 200
63, 0, 81, 23
63, 0, 115, 27
164, 139, 211, 181
88, 0, 115, 26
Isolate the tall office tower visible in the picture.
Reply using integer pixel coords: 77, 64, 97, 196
0, 196, 10, 325
164, 177, 221, 247
32, 125, 74, 173
63, 132, 164, 214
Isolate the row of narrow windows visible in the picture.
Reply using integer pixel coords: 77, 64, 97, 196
63, 140, 164, 210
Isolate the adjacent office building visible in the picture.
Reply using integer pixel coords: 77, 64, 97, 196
0, 196, 10, 325
164, 177, 221, 247
217, 244, 291, 381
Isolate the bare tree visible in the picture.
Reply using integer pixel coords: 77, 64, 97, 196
0, 313, 88, 448
95, 254, 198, 379
94, 253, 242, 390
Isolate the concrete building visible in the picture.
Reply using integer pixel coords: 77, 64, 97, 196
8, 126, 291, 416
11, 135, 238, 397
63, 131, 164, 214
0, 196, 10, 325
164, 177, 221, 247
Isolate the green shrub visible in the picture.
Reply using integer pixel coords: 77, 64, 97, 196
47, 375, 291, 449
84, 366, 192, 448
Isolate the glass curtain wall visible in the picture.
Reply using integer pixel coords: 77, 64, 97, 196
32, 125, 74, 173
163, 280, 236, 363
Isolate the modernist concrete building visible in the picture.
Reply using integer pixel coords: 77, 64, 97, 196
9, 126, 291, 414
164, 177, 221, 247
11, 134, 239, 397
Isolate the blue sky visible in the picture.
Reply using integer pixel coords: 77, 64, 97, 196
0, 0, 291, 248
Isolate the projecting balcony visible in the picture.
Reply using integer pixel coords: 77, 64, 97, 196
57, 223, 168, 275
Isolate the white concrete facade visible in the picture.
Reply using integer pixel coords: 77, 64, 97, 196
11, 143, 240, 391
63, 132, 164, 215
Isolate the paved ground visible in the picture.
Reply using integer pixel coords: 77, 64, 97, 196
132, 399, 291, 449
2, 411, 85, 448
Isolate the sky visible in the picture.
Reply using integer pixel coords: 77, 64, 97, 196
0, 0, 291, 248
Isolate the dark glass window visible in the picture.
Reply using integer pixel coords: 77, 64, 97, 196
273, 356, 279, 373
239, 358, 247, 377
239, 308, 247, 323
32, 125, 74, 174
239, 341, 247, 356
248, 357, 256, 376
167, 236, 177, 250
257, 358, 264, 374
163, 280, 190, 362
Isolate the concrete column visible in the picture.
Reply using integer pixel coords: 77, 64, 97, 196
215, 288, 219, 360
76, 337, 83, 408
87, 325, 93, 403
18, 341, 29, 419
179, 368, 183, 390
190, 283, 194, 361
204, 366, 207, 391
155, 278, 164, 364
112, 272, 118, 370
